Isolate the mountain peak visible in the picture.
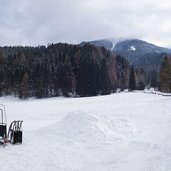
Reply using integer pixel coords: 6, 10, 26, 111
80, 38, 171, 55
80, 38, 117, 51
80, 38, 171, 69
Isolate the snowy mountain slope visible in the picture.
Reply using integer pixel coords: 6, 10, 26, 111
113, 39, 171, 67
1, 92, 171, 171
114, 39, 171, 54
80, 39, 171, 70
80, 38, 117, 51
80, 38, 171, 56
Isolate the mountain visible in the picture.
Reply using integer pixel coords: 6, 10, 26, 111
80, 39, 171, 66
114, 39, 171, 54
80, 39, 171, 86
80, 39, 117, 51
113, 39, 171, 66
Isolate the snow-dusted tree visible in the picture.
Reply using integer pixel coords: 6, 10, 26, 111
129, 66, 136, 91
159, 56, 171, 93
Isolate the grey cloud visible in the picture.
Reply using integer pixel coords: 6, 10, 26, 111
0, 0, 171, 47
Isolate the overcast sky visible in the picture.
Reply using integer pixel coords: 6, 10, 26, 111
0, 0, 171, 47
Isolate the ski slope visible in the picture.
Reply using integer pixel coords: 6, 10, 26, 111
1, 92, 171, 171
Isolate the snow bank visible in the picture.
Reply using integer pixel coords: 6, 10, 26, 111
144, 88, 171, 96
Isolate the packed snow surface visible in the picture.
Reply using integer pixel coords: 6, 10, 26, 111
1, 92, 171, 171
129, 45, 136, 51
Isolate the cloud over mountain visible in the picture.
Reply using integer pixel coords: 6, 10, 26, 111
0, 0, 171, 47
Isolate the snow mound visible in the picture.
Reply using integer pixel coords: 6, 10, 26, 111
56, 111, 117, 145
34, 110, 134, 147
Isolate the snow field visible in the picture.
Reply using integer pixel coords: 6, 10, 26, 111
0, 92, 171, 171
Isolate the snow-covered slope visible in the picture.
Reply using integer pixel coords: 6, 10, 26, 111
80, 38, 117, 51
80, 39, 171, 69
1, 92, 171, 171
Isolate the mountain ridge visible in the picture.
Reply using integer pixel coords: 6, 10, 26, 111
80, 38, 171, 55
80, 38, 171, 69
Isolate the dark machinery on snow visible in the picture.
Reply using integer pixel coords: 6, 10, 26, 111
0, 104, 23, 147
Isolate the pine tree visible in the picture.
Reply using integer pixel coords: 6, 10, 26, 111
129, 66, 136, 91
19, 73, 29, 99
150, 70, 158, 88
159, 56, 171, 93
101, 58, 111, 95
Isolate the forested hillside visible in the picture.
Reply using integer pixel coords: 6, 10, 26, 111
81, 39, 171, 88
0, 43, 144, 98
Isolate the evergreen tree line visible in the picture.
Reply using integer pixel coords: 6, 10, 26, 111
159, 56, 171, 93
128, 54, 171, 93
0, 43, 167, 98
0, 43, 146, 99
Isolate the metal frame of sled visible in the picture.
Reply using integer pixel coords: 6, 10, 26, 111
0, 104, 23, 147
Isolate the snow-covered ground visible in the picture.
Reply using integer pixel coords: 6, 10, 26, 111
1, 92, 171, 171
